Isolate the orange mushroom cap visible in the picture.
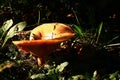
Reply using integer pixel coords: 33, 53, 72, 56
13, 23, 75, 66
29, 23, 74, 40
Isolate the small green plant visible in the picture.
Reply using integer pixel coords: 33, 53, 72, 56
109, 71, 120, 80
30, 62, 68, 80
0, 19, 13, 39
72, 22, 104, 45
0, 19, 27, 48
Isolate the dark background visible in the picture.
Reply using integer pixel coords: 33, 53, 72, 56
0, 0, 119, 28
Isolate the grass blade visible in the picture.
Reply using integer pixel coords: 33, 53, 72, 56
72, 8, 80, 26
96, 22, 103, 44
73, 25, 83, 38
107, 36, 119, 44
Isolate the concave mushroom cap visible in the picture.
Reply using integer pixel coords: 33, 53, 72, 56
13, 23, 75, 65
29, 23, 74, 40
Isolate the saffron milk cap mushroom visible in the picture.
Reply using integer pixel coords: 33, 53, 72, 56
12, 23, 75, 66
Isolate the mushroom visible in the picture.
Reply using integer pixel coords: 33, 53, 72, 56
12, 23, 75, 66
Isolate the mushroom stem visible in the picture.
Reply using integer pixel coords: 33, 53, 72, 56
37, 57, 45, 66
